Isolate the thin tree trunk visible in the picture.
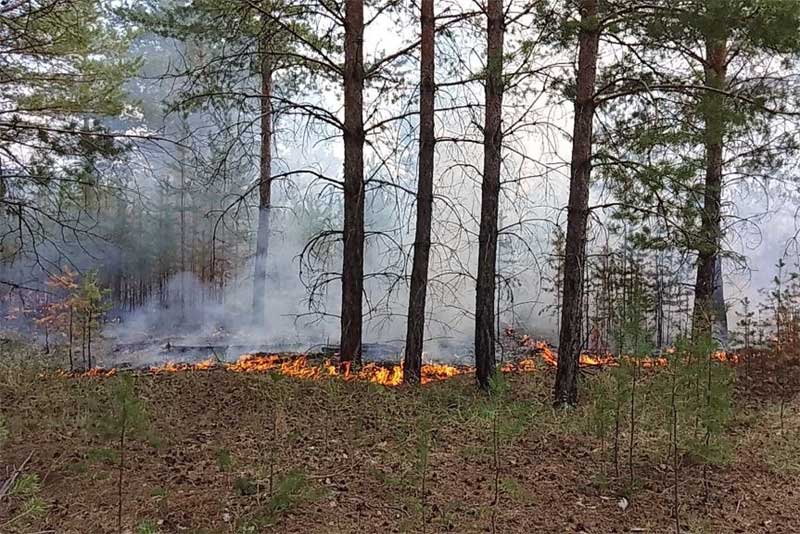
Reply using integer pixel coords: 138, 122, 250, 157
671, 369, 680, 533
404, 0, 435, 384
179, 141, 186, 321
117, 415, 126, 534
614, 379, 620, 477
252, 28, 274, 324
87, 309, 92, 369
81, 321, 87, 369
656, 261, 664, 349
584, 267, 590, 348
693, 37, 727, 340
68, 306, 74, 372
340, 0, 365, 366
629, 362, 637, 489
554, 0, 600, 407
474, 0, 504, 390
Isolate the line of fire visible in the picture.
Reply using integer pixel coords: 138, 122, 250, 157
3, 0, 800, 532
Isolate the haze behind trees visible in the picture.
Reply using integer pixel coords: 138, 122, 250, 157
1, 0, 800, 404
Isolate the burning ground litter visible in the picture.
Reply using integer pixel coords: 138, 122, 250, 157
1, 344, 798, 534
54, 335, 740, 387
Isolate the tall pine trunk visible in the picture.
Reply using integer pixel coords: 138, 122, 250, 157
553, 0, 600, 407
474, 0, 504, 390
403, 0, 435, 384
693, 37, 727, 341
341, 0, 365, 365
180, 140, 186, 320
252, 31, 274, 323
712, 258, 728, 344
178, 118, 190, 322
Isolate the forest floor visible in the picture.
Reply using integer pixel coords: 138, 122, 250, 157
1, 340, 800, 534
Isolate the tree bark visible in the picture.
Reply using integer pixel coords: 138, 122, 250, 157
474, 0, 504, 390
693, 37, 727, 342
252, 30, 274, 323
340, 0, 365, 365
553, 0, 600, 407
403, 0, 435, 384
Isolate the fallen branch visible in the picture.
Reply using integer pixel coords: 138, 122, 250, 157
0, 451, 34, 500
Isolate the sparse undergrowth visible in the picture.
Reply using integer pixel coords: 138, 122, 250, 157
1, 349, 799, 533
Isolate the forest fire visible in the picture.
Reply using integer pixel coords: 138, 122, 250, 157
53, 350, 542, 385
56, 339, 740, 386
154, 353, 549, 385
184, 353, 468, 386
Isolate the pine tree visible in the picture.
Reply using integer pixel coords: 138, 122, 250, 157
0, 0, 136, 266
553, 0, 601, 407
475, 0, 505, 390
100, 375, 149, 533
340, 0, 366, 366
596, 0, 800, 342
123, 0, 319, 326
403, 0, 436, 384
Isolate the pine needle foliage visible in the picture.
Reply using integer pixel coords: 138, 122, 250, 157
95, 375, 149, 534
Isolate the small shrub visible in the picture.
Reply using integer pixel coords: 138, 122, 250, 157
763, 431, 800, 474
0, 413, 9, 446
234, 476, 258, 496
585, 372, 617, 472
149, 486, 168, 498
17, 495, 48, 521
4, 473, 47, 529
262, 470, 321, 519
11, 473, 41, 496
87, 447, 119, 463
215, 447, 233, 472
136, 520, 160, 534
95, 374, 149, 534
242, 470, 325, 528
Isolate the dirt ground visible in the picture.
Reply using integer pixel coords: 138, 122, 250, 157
1, 346, 799, 534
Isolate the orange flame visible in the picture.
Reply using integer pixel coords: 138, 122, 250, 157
229, 354, 464, 386
119, 339, 557, 386
712, 350, 739, 364
56, 338, 740, 385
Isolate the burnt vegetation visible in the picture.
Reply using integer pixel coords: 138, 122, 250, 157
2, 0, 800, 532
